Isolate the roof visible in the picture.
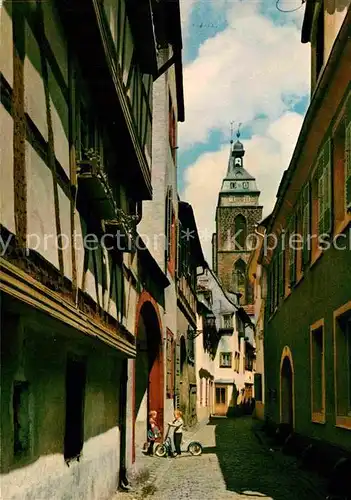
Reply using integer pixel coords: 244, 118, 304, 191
152, 0, 184, 121
301, 0, 315, 44
178, 201, 206, 266
220, 141, 260, 194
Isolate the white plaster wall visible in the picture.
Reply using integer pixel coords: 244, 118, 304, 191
0, 428, 120, 500
74, 212, 86, 290
107, 253, 118, 320
50, 91, 70, 178
0, 105, 16, 235
138, 61, 167, 270
58, 186, 72, 280
26, 142, 59, 269
84, 251, 97, 302
124, 279, 137, 333
0, 5, 13, 87
24, 21, 48, 142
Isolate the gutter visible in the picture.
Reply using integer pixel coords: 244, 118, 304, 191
267, 7, 351, 235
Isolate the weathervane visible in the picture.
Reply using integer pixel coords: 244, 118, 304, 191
230, 122, 242, 144
230, 121, 234, 144
237, 122, 242, 139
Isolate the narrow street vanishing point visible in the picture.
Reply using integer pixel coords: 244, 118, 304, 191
117, 417, 326, 500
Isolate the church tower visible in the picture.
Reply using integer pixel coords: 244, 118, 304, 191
212, 133, 263, 304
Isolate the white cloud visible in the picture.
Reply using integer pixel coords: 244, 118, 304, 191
181, 112, 304, 263
179, 1, 310, 148
180, 0, 198, 38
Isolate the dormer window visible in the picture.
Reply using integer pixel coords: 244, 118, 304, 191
223, 314, 233, 329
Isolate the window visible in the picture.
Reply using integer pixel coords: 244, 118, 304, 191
333, 114, 347, 231
286, 215, 297, 289
234, 214, 247, 250
166, 330, 175, 399
269, 250, 279, 313
254, 373, 263, 402
167, 210, 176, 276
334, 302, 351, 429
220, 352, 232, 368
223, 314, 232, 329
317, 139, 332, 236
232, 258, 246, 298
278, 235, 285, 299
302, 183, 311, 267
13, 381, 30, 458
234, 352, 240, 373
64, 356, 86, 462
216, 387, 226, 405
310, 320, 325, 423
346, 96, 351, 212
187, 328, 195, 362
165, 187, 173, 263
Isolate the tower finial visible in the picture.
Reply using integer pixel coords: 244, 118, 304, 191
230, 121, 234, 144
236, 122, 242, 139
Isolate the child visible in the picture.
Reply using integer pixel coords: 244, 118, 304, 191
146, 410, 160, 456
168, 409, 184, 456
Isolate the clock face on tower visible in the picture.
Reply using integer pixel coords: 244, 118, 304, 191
230, 181, 250, 190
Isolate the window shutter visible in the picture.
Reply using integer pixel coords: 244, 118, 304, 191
318, 166, 325, 235
278, 236, 285, 298
175, 219, 180, 278
175, 339, 181, 398
165, 188, 172, 262
289, 215, 296, 287
345, 95, 351, 211
302, 182, 311, 266
323, 139, 332, 234
318, 140, 332, 235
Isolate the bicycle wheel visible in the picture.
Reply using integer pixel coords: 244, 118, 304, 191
155, 444, 167, 457
188, 441, 203, 456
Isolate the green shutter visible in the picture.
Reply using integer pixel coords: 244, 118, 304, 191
318, 140, 332, 235
288, 215, 296, 287
278, 236, 285, 298
302, 182, 311, 266
345, 95, 351, 211
324, 139, 332, 234
269, 262, 274, 314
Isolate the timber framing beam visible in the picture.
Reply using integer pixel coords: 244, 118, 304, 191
0, 258, 136, 357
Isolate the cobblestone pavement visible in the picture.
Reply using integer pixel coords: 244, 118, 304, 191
114, 417, 327, 500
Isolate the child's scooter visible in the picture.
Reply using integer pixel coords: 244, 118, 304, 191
154, 423, 203, 457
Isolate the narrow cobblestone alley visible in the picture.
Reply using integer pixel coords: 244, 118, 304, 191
117, 417, 327, 500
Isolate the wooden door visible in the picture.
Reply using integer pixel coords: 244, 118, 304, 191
215, 385, 227, 416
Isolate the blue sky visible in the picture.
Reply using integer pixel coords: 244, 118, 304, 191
177, 0, 311, 260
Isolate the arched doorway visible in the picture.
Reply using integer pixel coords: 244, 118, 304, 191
280, 347, 295, 428
134, 294, 163, 459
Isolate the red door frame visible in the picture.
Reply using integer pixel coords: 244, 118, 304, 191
132, 291, 164, 463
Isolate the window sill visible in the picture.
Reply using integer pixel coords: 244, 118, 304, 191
312, 412, 326, 424
335, 415, 351, 430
